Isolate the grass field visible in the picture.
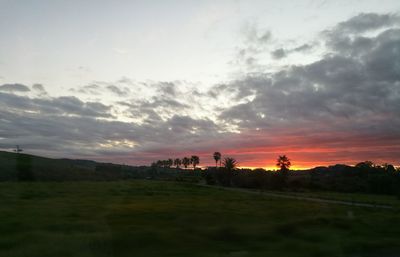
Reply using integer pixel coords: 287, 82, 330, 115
0, 180, 400, 257
263, 189, 400, 208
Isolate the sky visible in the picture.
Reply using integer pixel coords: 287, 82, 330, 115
0, 0, 400, 169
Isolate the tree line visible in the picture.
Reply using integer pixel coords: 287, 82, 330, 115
151, 152, 291, 172
12, 147, 400, 197
151, 155, 200, 169
203, 154, 292, 188
204, 157, 400, 197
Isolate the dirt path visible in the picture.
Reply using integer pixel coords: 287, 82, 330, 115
198, 184, 394, 209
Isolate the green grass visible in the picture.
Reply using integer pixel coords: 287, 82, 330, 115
261, 189, 400, 207
0, 180, 400, 257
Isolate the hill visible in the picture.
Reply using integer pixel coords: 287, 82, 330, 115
0, 151, 202, 182
0, 151, 139, 181
2, 151, 399, 196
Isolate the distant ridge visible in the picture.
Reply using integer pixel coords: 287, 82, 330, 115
0, 151, 143, 181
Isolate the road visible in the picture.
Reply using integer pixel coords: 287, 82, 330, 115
198, 184, 394, 209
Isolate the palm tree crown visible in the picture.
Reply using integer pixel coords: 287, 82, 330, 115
191, 155, 200, 169
182, 157, 190, 169
223, 157, 238, 171
213, 152, 221, 167
276, 155, 291, 172
174, 158, 182, 168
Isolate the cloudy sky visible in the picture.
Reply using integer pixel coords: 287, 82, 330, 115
1, 0, 400, 169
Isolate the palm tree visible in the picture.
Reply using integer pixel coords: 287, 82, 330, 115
167, 158, 173, 168
223, 157, 238, 171
276, 155, 291, 173
191, 155, 200, 169
213, 152, 221, 168
174, 158, 182, 168
182, 157, 190, 169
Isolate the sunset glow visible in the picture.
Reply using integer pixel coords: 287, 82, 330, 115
0, 1, 399, 169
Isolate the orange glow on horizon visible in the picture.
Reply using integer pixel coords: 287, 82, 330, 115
194, 142, 400, 170
92, 130, 400, 169
200, 163, 341, 171
227, 164, 328, 171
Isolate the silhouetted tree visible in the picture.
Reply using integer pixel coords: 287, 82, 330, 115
355, 161, 374, 169
216, 157, 238, 187
275, 155, 290, 189
182, 157, 190, 169
167, 158, 173, 168
213, 152, 221, 168
383, 163, 395, 173
174, 158, 182, 168
191, 155, 200, 169
276, 155, 291, 173
223, 157, 238, 171
153, 159, 173, 168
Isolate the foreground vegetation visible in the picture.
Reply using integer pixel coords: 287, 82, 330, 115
204, 163, 400, 197
1, 180, 400, 257
262, 190, 400, 208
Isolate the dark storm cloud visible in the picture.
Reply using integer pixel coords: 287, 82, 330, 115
2, 12, 399, 167
364, 29, 400, 82
332, 13, 400, 34
0, 83, 30, 92
0, 79, 225, 160
0, 90, 222, 160
217, 12, 400, 164
0, 107, 136, 155
221, 37, 400, 127
324, 13, 400, 55
0, 93, 112, 118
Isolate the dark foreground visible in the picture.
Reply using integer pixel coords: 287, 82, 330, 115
0, 180, 399, 257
